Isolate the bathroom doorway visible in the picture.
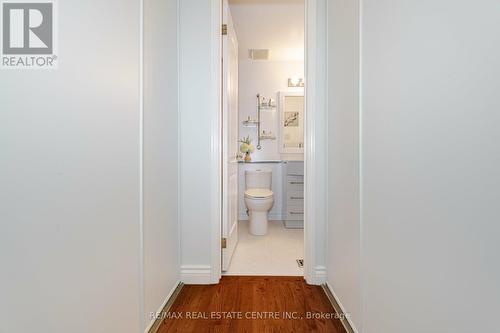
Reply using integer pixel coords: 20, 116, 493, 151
221, 0, 306, 276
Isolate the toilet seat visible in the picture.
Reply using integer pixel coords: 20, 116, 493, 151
244, 188, 273, 199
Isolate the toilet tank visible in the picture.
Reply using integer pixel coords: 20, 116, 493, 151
245, 169, 272, 189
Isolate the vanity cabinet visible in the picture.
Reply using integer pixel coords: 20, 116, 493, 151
283, 161, 304, 228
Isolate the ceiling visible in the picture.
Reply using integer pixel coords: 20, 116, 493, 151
229, 1, 305, 61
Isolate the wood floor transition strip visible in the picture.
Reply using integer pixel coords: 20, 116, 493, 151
148, 282, 184, 333
321, 284, 355, 333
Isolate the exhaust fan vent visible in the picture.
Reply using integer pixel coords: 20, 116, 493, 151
249, 49, 269, 60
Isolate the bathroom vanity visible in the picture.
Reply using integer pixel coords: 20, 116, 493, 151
283, 161, 304, 228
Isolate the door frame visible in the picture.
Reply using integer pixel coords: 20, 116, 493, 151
210, 0, 328, 285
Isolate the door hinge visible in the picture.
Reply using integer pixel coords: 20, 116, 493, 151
221, 238, 227, 249
222, 24, 228, 36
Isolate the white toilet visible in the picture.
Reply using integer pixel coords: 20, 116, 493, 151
244, 169, 274, 235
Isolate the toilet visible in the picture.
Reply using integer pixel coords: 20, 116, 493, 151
244, 169, 274, 235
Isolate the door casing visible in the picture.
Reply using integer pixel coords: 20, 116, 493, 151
210, 0, 329, 285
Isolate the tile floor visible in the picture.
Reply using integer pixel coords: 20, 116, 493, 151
224, 220, 304, 276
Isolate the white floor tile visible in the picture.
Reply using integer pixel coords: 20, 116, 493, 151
224, 220, 304, 276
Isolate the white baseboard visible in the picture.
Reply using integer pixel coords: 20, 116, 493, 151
180, 265, 212, 284
324, 282, 359, 333
305, 265, 327, 285
144, 281, 183, 333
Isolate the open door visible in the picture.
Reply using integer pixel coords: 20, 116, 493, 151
222, 1, 239, 271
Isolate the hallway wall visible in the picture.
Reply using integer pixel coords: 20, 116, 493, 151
0, 1, 180, 332
0, 1, 142, 332
143, 0, 180, 330
178, 0, 221, 284
326, 1, 500, 332
326, 0, 361, 330
361, 0, 500, 332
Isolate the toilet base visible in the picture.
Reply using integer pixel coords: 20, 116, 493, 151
248, 211, 268, 235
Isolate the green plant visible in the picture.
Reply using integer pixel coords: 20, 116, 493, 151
239, 135, 255, 154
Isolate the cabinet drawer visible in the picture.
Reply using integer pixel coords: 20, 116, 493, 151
286, 161, 304, 176
286, 190, 304, 208
286, 206, 304, 220
286, 176, 304, 191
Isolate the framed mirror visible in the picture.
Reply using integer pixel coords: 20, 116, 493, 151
278, 91, 304, 154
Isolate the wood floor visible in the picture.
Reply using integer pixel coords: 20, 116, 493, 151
157, 276, 346, 333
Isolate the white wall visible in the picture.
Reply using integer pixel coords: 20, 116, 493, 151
361, 1, 500, 332
327, 1, 500, 332
230, 1, 305, 162
143, 0, 179, 329
0, 1, 180, 332
229, 2, 305, 62
238, 59, 304, 161
0, 1, 141, 332
326, 0, 361, 330
178, 0, 221, 284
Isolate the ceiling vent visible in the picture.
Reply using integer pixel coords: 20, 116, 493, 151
248, 49, 269, 60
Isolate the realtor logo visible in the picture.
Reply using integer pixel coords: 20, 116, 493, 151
1, 0, 57, 69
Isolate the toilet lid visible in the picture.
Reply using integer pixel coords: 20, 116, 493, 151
244, 188, 273, 199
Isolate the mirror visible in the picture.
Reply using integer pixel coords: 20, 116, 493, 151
278, 92, 304, 154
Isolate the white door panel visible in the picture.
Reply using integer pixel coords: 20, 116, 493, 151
222, 1, 239, 271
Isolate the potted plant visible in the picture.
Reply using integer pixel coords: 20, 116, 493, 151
239, 135, 255, 162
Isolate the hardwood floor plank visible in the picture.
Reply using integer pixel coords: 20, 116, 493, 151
157, 276, 346, 333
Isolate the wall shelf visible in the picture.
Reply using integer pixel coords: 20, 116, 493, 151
258, 104, 276, 110
255, 94, 277, 149
242, 119, 259, 127
260, 133, 276, 140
